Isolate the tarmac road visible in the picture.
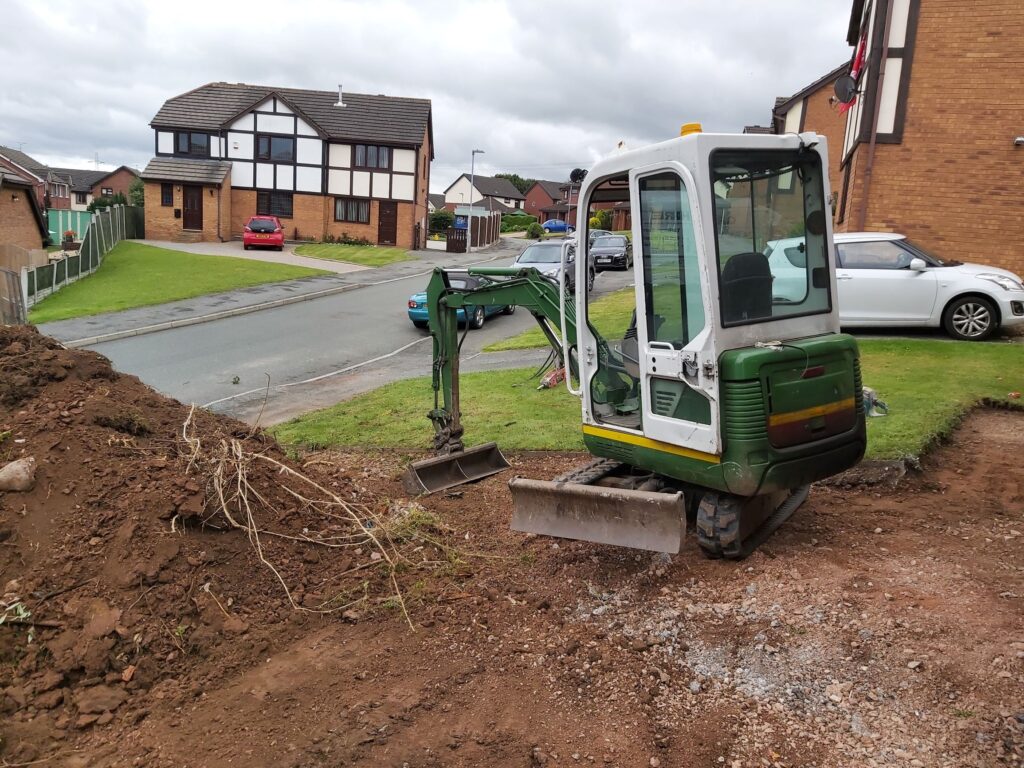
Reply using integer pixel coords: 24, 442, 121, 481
88, 251, 633, 425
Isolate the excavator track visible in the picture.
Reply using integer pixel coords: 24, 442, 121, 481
696, 485, 810, 560
553, 458, 623, 485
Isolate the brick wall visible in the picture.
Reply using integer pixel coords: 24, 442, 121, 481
145, 181, 230, 242
525, 185, 556, 221
413, 126, 431, 248
0, 187, 44, 249
143, 182, 178, 241
836, 0, 1024, 276
799, 84, 846, 204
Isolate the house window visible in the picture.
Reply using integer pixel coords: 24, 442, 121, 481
101, 187, 113, 196
354, 144, 391, 170
161, 183, 173, 206
175, 131, 210, 157
257, 191, 293, 218
75, 192, 87, 205
335, 197, 370, 223
51, 183, 68, 197
256, 135, 295, 162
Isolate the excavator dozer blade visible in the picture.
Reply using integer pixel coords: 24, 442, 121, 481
509, 478, 685, 554
403, 442, 511, 495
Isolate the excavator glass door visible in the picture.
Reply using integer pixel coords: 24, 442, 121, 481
630, 164, 720, 455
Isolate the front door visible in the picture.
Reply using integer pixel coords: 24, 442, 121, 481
378, 201, 398, 246
835, 240, 938, 323
182, 185, 203, 231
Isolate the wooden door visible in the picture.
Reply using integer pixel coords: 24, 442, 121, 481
377, 201, 397, 246
182, 186, 203, 231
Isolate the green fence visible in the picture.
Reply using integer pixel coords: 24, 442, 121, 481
47, 209, 94, 246
24, 205, 143, 307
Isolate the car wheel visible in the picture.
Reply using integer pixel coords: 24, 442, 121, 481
276, 245, 283, 252
543, 227, 551, 233
412, 320, 428, 329
587, 269, 595, 291
244, 244, 250, 250
567, 226, 575, 234
502, 304, 516, 315
469, 306, 486, 329
943, 296, 997, 341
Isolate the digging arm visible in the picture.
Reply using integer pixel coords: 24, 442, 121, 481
425, 267, 577, 454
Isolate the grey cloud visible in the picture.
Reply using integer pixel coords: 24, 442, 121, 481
0, 0, 853, 188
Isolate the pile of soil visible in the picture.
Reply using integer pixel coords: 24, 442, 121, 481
0, 326, 443, 765
1, 325, 1022, 767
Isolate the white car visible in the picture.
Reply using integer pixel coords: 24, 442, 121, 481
765, 233, 1024, 340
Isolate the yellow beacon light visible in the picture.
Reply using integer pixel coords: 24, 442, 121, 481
680, 122, 703, 136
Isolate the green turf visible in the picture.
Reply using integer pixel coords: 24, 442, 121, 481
294, 243, 412, 267
272, 367, 584, 452
274, 339, 1024, 461
28, 242, 326, 324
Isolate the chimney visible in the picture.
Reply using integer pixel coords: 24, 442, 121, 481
334, 84, 346, 108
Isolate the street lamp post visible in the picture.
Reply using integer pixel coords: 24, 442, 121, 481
468, 148, 484, 251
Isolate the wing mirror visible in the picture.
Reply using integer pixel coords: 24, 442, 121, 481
909, 257, 927, 271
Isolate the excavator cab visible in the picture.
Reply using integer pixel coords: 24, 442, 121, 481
409, 129, 866, 558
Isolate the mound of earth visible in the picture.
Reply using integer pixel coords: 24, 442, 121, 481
0, 326, 441, 765
1, 325, 1022, 768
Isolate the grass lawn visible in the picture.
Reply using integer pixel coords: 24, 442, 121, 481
28, 242, 326, 324
294, 243, 412, 267
274, 339, 1024, 461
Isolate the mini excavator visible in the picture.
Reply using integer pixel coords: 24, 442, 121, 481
405, 127, 866, 558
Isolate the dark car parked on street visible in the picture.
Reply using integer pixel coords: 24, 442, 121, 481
591, 235, 632, 271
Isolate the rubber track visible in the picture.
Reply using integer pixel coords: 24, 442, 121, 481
696, 485, 810, 560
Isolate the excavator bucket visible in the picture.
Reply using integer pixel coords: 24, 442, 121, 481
403, 442, 511, 495
509, 478, 686, 554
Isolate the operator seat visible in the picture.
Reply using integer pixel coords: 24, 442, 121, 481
720, 252, 773, 323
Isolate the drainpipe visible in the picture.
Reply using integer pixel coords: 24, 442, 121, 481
856, 0, 895, 231
217, 182, 223, 242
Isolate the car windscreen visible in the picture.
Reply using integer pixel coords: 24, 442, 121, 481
593, 236, 626, 248
248, 219, 277, 233
447, 278, 474, 290
903, 240, 960, 267
518, 245, 561, 263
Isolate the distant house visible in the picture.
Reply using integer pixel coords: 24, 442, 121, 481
427, 193, 445, 213
442, 174, 524, 212
772, 0, 1023, 276
141, 81, 433, 248
0, 146, 72, 210
524, 180, 565, 222
0, 169, 50, 250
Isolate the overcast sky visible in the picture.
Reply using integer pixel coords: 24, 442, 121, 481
0, 0, 853, 191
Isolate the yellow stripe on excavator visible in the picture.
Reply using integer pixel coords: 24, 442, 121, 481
767, 397, 856, 427
582, 425, 722, 464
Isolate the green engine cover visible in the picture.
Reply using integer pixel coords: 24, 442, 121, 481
582, 333, 867, 497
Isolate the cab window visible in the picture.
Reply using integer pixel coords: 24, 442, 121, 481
711, 148, 831, 326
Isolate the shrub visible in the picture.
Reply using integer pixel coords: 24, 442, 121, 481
595, 209, 613, 230
526, 222, 544, 239
429, 209, 454, 232
589, 216, 601, 230
500, 213, 537, 232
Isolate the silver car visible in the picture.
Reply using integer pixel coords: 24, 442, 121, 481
512, 240, 594, 291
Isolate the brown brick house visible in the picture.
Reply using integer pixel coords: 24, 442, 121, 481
0, 170, 49, 250
0, 146, 72, 210
524, 179, 565, 221
141, 83, 433, 249
774, 0, 1024, 275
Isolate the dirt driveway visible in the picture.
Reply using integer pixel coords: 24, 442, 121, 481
1, 326, 1021, 768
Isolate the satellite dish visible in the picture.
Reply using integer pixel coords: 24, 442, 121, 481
834, 75, 857, 104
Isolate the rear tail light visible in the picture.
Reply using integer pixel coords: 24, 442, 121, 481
408, 300, 418, 308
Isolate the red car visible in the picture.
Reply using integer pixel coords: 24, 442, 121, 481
243, 216, 284, 251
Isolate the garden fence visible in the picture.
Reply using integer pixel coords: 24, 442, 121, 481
47, 209, 94, 246
21, 205, 143, 310
0, 268, 25, 325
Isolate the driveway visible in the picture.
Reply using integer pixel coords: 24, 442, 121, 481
137, 239, 369, 275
